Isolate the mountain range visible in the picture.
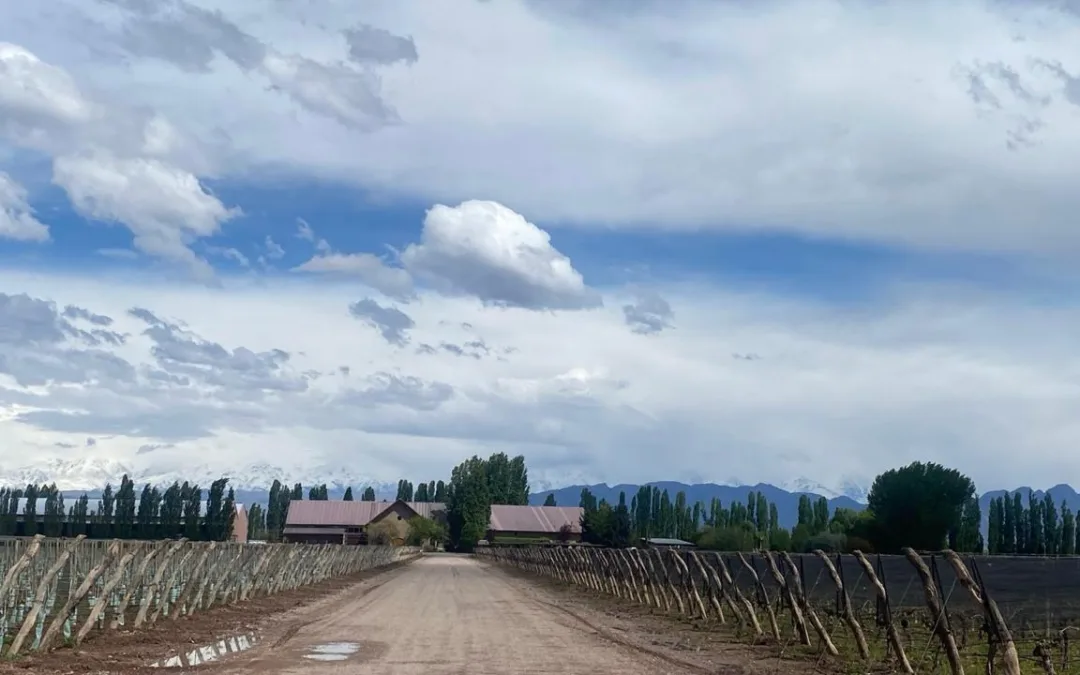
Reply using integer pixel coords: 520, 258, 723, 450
3, 458, 1078, 532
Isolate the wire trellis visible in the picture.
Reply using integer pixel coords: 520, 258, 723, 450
480, 545, 1080, 674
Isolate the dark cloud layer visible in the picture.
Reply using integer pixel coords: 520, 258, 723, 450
348, 298, 414, 346
623, 292, 674, 334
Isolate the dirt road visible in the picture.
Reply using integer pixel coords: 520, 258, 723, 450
217, 554, 706, 675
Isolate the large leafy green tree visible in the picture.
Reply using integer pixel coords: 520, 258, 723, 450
446, 456, 490, 552
866, 461, 976, 553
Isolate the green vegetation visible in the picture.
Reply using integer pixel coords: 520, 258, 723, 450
0, 474, 235, 541
446, 452, 529, 552
579, 461, 993, 555
5, 455, 1070, 560
406, 515, 447, 547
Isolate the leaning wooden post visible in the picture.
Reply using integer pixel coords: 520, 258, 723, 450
853, 551, 912, 672
944, 551, 1021, 675
37, 540, 120, 652
689, 551, 725, 623
150, 545, 198, 623
903, 548, 964, 675
762, 550, 810, 644
110, 541, 170, 630
133, 540, 186, 628
780, 551, 838, 656
672, 550, 708, 619
714, 553, 762, 635
8, 535, 86, 656
814, 549, 869, 659
170, 542, 218, 619
737, 552, 781, 642
76, 545, 139, 644
0, 535, 44, 602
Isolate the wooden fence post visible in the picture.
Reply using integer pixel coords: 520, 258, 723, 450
814, 550, 869, 659
737, 552, 780, 642
37, 539, 120, 652
853, 550, 912, 674
132, 540, 185, 628
170, 542, 218, 619
780, 551, 837, 656
903, 548, 964, 675
8, 535, 86, 656
77, 544, 140, 644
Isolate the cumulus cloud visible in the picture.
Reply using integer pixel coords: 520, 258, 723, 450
349, 298, 415, 346
0, 42, 94, 141
0, 40, 237, 276
623, 292, 674, 335
401, 200, 601, 310
13, 0, 1080, 258
0, 173, 50, 242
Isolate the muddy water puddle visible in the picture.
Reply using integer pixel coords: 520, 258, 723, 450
303, 642, 361, 661
150, 632, 259, 668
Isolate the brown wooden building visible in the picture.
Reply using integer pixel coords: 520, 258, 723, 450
283, 501, 584, 545
487, 505, 584, 543
282, 500, 445, 545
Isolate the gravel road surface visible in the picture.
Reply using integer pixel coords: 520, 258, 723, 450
217, 554, 704, 675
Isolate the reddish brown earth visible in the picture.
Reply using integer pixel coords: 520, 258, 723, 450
4, 554, 818, 675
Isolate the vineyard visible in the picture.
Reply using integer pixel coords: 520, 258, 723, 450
478, 545, 1080, 674
0, 535, 413, 657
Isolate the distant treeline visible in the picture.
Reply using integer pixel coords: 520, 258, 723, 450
0, 475, 237, 541
578, 462, 989, 555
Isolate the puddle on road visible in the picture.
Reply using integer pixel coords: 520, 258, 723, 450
303, 642, 361, 662
150, 632, 259, 668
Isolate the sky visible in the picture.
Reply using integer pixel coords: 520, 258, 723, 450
1, 0, 1080, 494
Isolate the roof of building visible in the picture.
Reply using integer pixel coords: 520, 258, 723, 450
489, 505, 583, 534
283, 526, 346, 536
643, 537, 695, 547
285, 500, 445, 527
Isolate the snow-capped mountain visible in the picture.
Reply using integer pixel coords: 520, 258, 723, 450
0, 458, 870, 505
0, 458, 397, 495
780, 477, 870, 503
0, 457, 137, 492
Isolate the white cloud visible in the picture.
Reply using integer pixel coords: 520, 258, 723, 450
0, 172, 50, 242
1, 269, 1079, 494
8, 0, 1080, 257
400, 200, 600, 310
294, 252, 414, 301
0, 39, 237, 275
53, 152, 238, 279
0, 41, 95, 138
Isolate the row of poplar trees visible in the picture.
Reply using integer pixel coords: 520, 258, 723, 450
576, 486, 799, 550
0, 476, 236, 541
987, 490, 1079, 555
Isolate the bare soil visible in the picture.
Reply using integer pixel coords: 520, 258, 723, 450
4, 554, 823, 675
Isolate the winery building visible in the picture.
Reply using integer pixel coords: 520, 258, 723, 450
283, 500, 446, 546
282, 501, 583, 545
